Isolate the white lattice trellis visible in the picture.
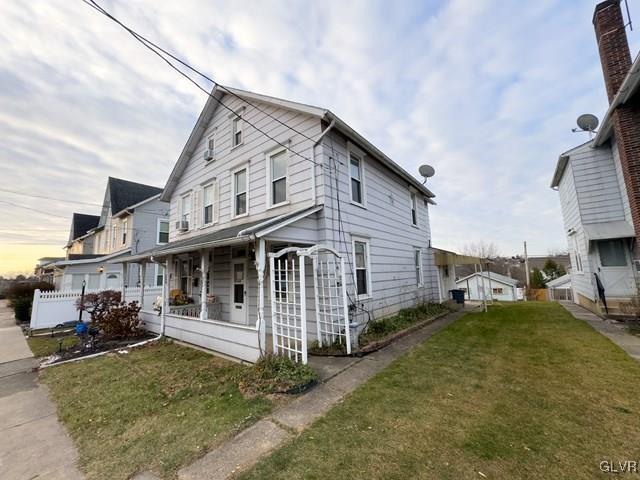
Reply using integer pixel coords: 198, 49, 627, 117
269, 245, 350, 364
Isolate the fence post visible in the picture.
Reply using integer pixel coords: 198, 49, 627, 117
30, 289, 41, 328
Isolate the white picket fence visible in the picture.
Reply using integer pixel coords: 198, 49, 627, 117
30, 287, 163, 330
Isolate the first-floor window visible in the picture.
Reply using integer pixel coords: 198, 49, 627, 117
598, 239, 627, 267
156, 264, 164, 287
572, 236, 583, 272
493, 287, 504, 295
353, 239, 370, 297
234, 168, 247, 216
414, 249, 423, 286
180, 259, 192, 294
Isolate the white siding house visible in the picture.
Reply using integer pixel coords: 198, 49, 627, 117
455, 272, 518, 302
125, 86, 440, 363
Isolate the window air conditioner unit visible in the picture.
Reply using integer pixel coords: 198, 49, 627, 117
203, 149, 214, 161
176, 220, 189, 231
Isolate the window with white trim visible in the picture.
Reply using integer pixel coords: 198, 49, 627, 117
111, 224, 117, 249
410, 192, 418, 226
181, 193, 192, 228
157, 220, 169, 244
572, 236, 583, 273
493, 287, 504, 294
234, 168, 247, 216
353, 238, 371, 298
414, 248, 423, 286
155, 264, 164, 286
121, 219, 128, 245
207, 132, 215, 159
350, 153, 363, 205
269, 149, 288, 205
232, 114, 243, 147
203, 183, 215, 225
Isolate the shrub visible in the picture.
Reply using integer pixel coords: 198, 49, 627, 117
238, 354, 318, 395
99, 301, 144, 339
76, 290, 121, 325
6, 282, 54, 322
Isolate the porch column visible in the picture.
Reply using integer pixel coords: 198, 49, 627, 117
200, 250, 209, 321
161, 259, 168, 335
255, 238, 267, 355
140, 262, 146, 308
122, 262, 128, 302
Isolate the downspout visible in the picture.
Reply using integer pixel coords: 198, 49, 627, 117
311, 118, 336, 207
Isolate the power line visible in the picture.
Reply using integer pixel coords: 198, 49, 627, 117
0, 200, 70, 219
0, 188, 103, 207
81, 0, 323, 169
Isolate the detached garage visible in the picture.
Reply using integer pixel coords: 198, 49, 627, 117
455, 272, 519, 302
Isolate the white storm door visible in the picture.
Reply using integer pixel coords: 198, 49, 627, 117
230, 259, 247, 323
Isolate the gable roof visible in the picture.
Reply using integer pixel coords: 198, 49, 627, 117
546, 273, 571, 288
69, 213, 100, 241
550, 140, 594, 188
108, 177, 163, 215
456, 271, 519, 287
160, 85, 436, 202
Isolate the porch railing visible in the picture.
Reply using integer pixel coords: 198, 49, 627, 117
169, 304, 201, 318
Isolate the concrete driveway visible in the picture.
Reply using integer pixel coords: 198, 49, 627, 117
0, 300, 83, 479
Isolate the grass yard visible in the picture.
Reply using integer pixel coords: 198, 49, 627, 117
27, 334, 79, 357
42, 341, 273, 480
239, 302, 640, 480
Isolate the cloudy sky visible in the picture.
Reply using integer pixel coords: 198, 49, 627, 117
0, 0, 638, 276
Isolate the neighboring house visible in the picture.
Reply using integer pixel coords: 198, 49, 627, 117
432, 248, 481, 302
455, 271, 519, 302
34, 257, 65, 286
547, 274, 573, 301
123, 86, 440, 363
551, 0, 640, 315
53, 177, 169, 290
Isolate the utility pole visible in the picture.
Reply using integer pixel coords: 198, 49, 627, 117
524, 241, 530, 302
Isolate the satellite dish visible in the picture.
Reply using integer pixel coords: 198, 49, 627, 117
419, 164, 435, 180
576, 113, 599, 132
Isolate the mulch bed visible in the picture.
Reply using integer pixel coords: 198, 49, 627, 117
309, 310, 450, 358
43, 333, 156, 364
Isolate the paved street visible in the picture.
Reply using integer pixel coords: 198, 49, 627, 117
0, 300, 83, 479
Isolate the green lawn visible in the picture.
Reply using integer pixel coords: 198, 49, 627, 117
42, 341, 272, 479
27, 334, 79, 357
239, 302, 640, 480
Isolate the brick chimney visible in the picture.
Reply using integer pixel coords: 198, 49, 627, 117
594, 0, 640, 240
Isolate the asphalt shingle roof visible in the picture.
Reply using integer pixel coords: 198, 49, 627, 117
70, 213, 100, 240
108, 177, 163, 214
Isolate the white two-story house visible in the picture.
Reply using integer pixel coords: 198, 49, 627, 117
51, 177, 169, 291
126, 86, 440, 363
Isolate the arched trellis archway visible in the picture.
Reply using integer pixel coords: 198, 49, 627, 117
269, 244, 351, 364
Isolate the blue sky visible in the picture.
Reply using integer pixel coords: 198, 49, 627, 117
0, 0, 638, 275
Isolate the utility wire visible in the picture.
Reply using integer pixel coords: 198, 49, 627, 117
0, 200, 70, 219
81, 0, 323, 169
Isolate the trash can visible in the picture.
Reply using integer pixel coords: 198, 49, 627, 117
449, 289, 465, 305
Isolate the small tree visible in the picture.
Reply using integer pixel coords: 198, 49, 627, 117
542, 259, 566, 281
530, 268, 546, 289
6, 282, 54, 322
76, 290, 121, 325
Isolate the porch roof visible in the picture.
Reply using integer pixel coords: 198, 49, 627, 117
116, 206, 321, 263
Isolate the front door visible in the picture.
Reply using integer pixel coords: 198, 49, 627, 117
230, 259, 247, 323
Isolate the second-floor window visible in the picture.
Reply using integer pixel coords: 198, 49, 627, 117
157, 219, 169, 244
181, 193, 192, 228
207, 132, 215, 158
269, 149, 287, 205
234, 169, 247, 216
410, 192, 417, 226
111, 225, 117, 249
350, 153, 363, 205
122, 219, 128, 245
232, 114, 243, 147
203, 183, 215, 225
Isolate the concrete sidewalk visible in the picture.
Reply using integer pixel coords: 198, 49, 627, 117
176, 307, 472, 480
0, 300, 83, 480
560, 301, 640, 361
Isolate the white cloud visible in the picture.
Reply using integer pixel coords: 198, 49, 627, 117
0, 0, 635, 273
